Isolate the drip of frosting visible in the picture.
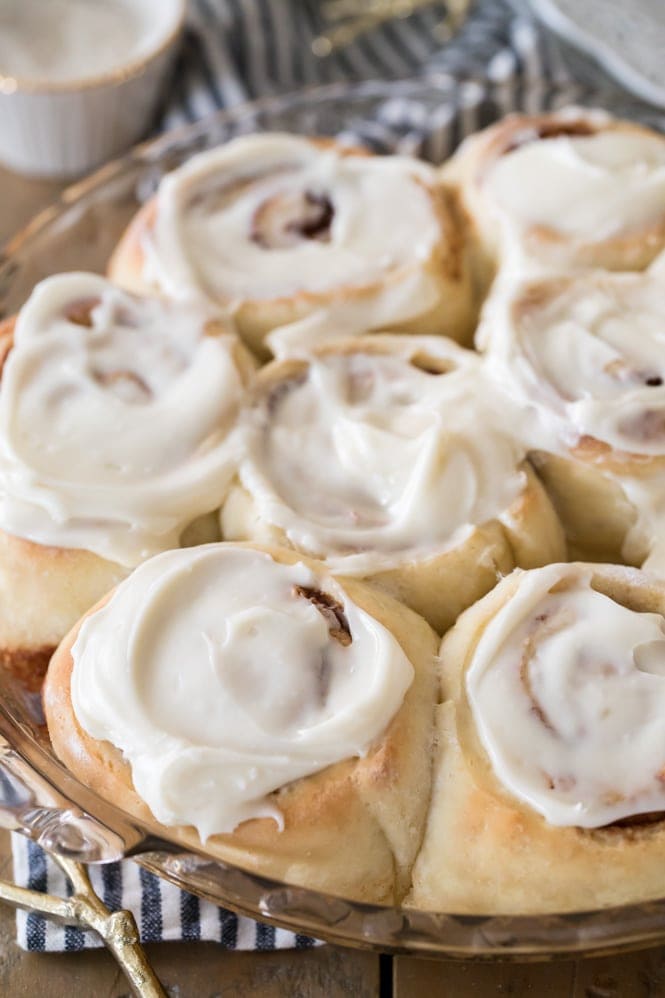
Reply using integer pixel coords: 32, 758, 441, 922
485, 130, 665, 242
466, 563, 665, 828
235, 338, 525, 573
71, 544, 414, 838
143, 133, 443, 316
0, 273, 246, 566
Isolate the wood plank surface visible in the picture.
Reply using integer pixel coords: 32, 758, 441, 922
393, 948, 665, 997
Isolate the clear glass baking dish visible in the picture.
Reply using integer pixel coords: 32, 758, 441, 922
2, 77, 665, 961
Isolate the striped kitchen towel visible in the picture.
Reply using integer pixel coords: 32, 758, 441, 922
157, 0, 634, 131
160, 0, 573, 126
11, 835, 318, 951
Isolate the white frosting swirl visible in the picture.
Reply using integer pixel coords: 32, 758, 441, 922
0, 273, 247, 566
467, 564, 665, 828
482, 271, 665, 456
71, 544, 414, 838
143, 133, 443, 316
485, 129, 665, 243
232, 338, 525, 573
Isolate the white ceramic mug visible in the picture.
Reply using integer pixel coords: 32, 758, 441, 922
0, 0, 186, 179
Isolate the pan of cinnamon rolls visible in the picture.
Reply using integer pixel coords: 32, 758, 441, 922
5, 104, 665, 930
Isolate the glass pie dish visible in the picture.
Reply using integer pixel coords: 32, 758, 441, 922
2, 77, 665, 961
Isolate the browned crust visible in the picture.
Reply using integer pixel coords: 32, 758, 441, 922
501, 116, 597, 151
0, 317, 16, 371
106, 199, 159, 295
43, 544, 439, 902
0, 644, 55, 693
569, 433, 664, 476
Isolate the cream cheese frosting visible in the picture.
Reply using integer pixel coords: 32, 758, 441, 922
70, 544, 415, 838
477, 265, 665, 572
142, 133, 443, 319
0, 0, 146, 83
485, 128, 665, 246
480, 270, 665, 456
231, 337, 526, 573
466, 563, 665, 828
0, 273, 247, 566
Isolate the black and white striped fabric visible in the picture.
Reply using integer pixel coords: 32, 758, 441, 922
160, 0, 578, 128
12, 837, 318, 951
10, 0, 662, 955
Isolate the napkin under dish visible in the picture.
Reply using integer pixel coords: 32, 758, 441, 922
12, 835, 318, 952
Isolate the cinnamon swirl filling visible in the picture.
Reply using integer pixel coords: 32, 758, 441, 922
466, 564, 665, 828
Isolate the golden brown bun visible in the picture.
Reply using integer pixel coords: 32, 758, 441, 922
0, 526, 126, 690
0, 319, 126, 686
220, 338, 566, 633
44, 543, 439, 904
529, 448, 648, 565
442, 111, 665, 294
108, 139, 476, 356
366, 460, 566, 634
0, 313, 254, 687
476, 271, 665, 565
407, 563, 665, 914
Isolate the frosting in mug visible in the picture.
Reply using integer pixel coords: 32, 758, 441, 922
0, 0, 155, 84
466, 563, 665, 827
142, 133, 444, 325
71, 545, 414, 838
229, 337, 525, 574
485, 128, 665, 244
0, 273, 247, 565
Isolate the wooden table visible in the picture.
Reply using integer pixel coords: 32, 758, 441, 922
2, 164, 665, 997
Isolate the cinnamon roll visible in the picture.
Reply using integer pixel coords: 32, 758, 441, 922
44, 542, 439, 903
0, 273, 254, 681
478, 266, 665, 565
408, 562, 665, 914
220, 335, 565, 633
443, 108, 665, 289
108, 134, 474, 357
